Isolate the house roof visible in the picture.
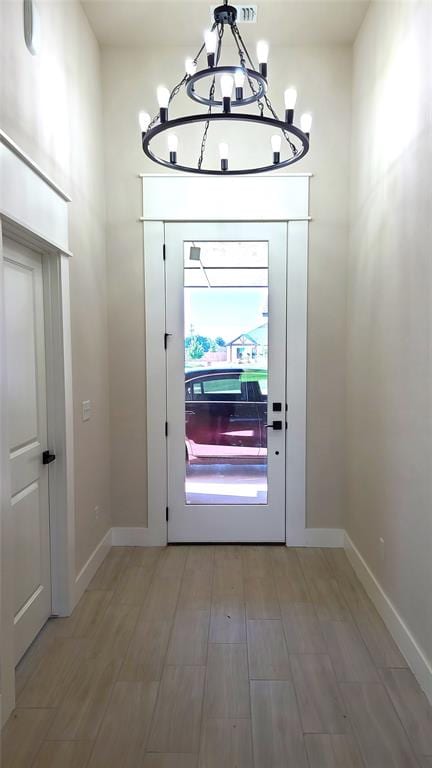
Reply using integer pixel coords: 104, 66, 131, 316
228, 323, 268, 346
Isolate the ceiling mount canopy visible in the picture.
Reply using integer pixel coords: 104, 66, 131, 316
139, 1, 312, 175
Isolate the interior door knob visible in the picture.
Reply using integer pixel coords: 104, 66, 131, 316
42, 450, 56, 464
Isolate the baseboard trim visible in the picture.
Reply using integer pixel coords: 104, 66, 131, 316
73, 528, 112, 606
111, 526, 165, 547
345, 532, 432, 705
286, 527, 345, 547
111, 526, 345, 548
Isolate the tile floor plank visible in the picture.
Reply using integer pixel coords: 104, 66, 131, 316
15, 623, 59, 700
32, 741, 94, 768
199, 718, 253, 768
127, 546, 164, 569
305, 734, 365, 768
282, 603, 326, 654
205, 643, 250, 718
307, 577, 351, 621
144, 756, 198, 768
48, 590, 114, 638
247, 619, 291, 680
176, 546, 214, 613
341, 682, 419, 768
250, 679, 308, 768
320, 620, 379, 683
335, 573, 407, 668
85, 602, 140, 662
379, 667, 432, 756
296, 548, 333, 581
166, 609, 210, 666
290, 653, 349, 733
87, 549, 132, 591
213, 546, 244, 596
118, 615, 172, 682
271, 548, 311, 604
47, 655, 122, 741
147, 665, 206, 754
1, 708, 55, 768
244, 575, 281, 620
209, 594, 246, 643
17, 637, 86, 708
87, 681, 159, 768
113, 565, 155, 606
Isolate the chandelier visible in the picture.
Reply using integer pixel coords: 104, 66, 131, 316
138, 2, 312, 175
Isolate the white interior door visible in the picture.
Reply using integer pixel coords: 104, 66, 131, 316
4, 238, 52, 663
165, 222, 287, 542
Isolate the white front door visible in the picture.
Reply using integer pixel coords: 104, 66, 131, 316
4, 238, 52, 663
165, 222, 287, 542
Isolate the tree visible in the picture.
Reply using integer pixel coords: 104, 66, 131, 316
215, 336, 225, 347
195, 335, 211, 352
188, 337, 205, 359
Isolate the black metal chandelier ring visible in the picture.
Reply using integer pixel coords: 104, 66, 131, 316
186, 66, 267, 108
142, 112, 309, 176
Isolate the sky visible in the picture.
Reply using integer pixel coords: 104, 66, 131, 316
184, 287, 268, 343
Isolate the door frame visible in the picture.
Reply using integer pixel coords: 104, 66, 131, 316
0, 132, 75, 723
139, 174, 310, 548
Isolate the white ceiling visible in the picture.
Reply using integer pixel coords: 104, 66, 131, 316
81, 0, 369, 46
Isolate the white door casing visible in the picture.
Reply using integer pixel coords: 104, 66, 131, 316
165, 221, 287, 542
4, 238, 52, 664
141, 175, 310, 549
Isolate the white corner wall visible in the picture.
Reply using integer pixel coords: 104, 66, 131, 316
347, 0, 432, 694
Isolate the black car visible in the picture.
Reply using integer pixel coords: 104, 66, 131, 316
184, 368, 268, 462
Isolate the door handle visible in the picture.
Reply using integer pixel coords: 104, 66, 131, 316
265, 420, 282, 430
42, 450, 56, 465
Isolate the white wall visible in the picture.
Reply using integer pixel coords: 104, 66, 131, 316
0, 0, 111, 573
347, 1, 432, 669
102, 43, 352, 530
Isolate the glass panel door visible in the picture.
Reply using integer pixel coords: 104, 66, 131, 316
166, 223, 287, 542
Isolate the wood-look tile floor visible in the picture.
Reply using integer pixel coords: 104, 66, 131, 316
3, 546, 432, 767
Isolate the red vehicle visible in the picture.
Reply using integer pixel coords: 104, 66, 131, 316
185, 368, 268, 463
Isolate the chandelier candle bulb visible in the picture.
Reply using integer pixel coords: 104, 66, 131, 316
219, 142, 229, 171
234, 69, 246, 100
204, 29, 217, 67
300, 112, 312, 138
271, 134, 281, 164
185, 57, 197, 76
138, 110, 151, 133
167, 133, 178, 164
157, 86, 170, 123
220, 74, 234, 113
284, 87, 297, 124
257, 40, 269, 78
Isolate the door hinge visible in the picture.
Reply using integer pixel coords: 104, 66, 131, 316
164, 332, 172, 349
165, 421, 168, 437
162, 243, 166, 260
166, 506, 169, 521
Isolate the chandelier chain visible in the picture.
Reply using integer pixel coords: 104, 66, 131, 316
198, 22, 224, 169
232, 22, 296, 155
231, 24, 264, 117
